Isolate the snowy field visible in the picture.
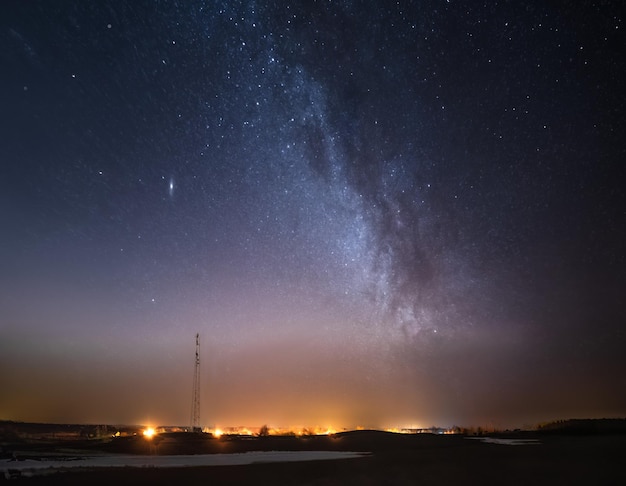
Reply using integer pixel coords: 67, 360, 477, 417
466, 437, 541, 446
2, 450, 370, 477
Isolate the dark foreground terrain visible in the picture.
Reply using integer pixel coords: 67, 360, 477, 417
2, 430, 625, 485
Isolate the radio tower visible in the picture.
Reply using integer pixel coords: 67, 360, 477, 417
190, 333, 201, 432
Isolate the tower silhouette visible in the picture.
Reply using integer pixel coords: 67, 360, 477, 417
190, 333, 201, 432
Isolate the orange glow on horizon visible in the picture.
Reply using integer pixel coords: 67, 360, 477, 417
206, 425, 341, 436
142, 427, 156, 439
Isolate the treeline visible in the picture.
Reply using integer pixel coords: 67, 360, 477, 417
537, 418, 626, 435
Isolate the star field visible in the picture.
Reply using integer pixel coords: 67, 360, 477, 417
1, 1, 625, 429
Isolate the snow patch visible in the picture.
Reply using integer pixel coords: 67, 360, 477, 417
2, 450, 369, 476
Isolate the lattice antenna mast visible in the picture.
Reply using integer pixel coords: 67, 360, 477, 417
190, 333, 201, 432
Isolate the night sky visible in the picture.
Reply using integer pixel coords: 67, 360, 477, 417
1, 1, 625, 430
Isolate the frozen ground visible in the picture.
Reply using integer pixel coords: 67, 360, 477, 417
466, 437, 541, 445
1, 450, 369, 477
